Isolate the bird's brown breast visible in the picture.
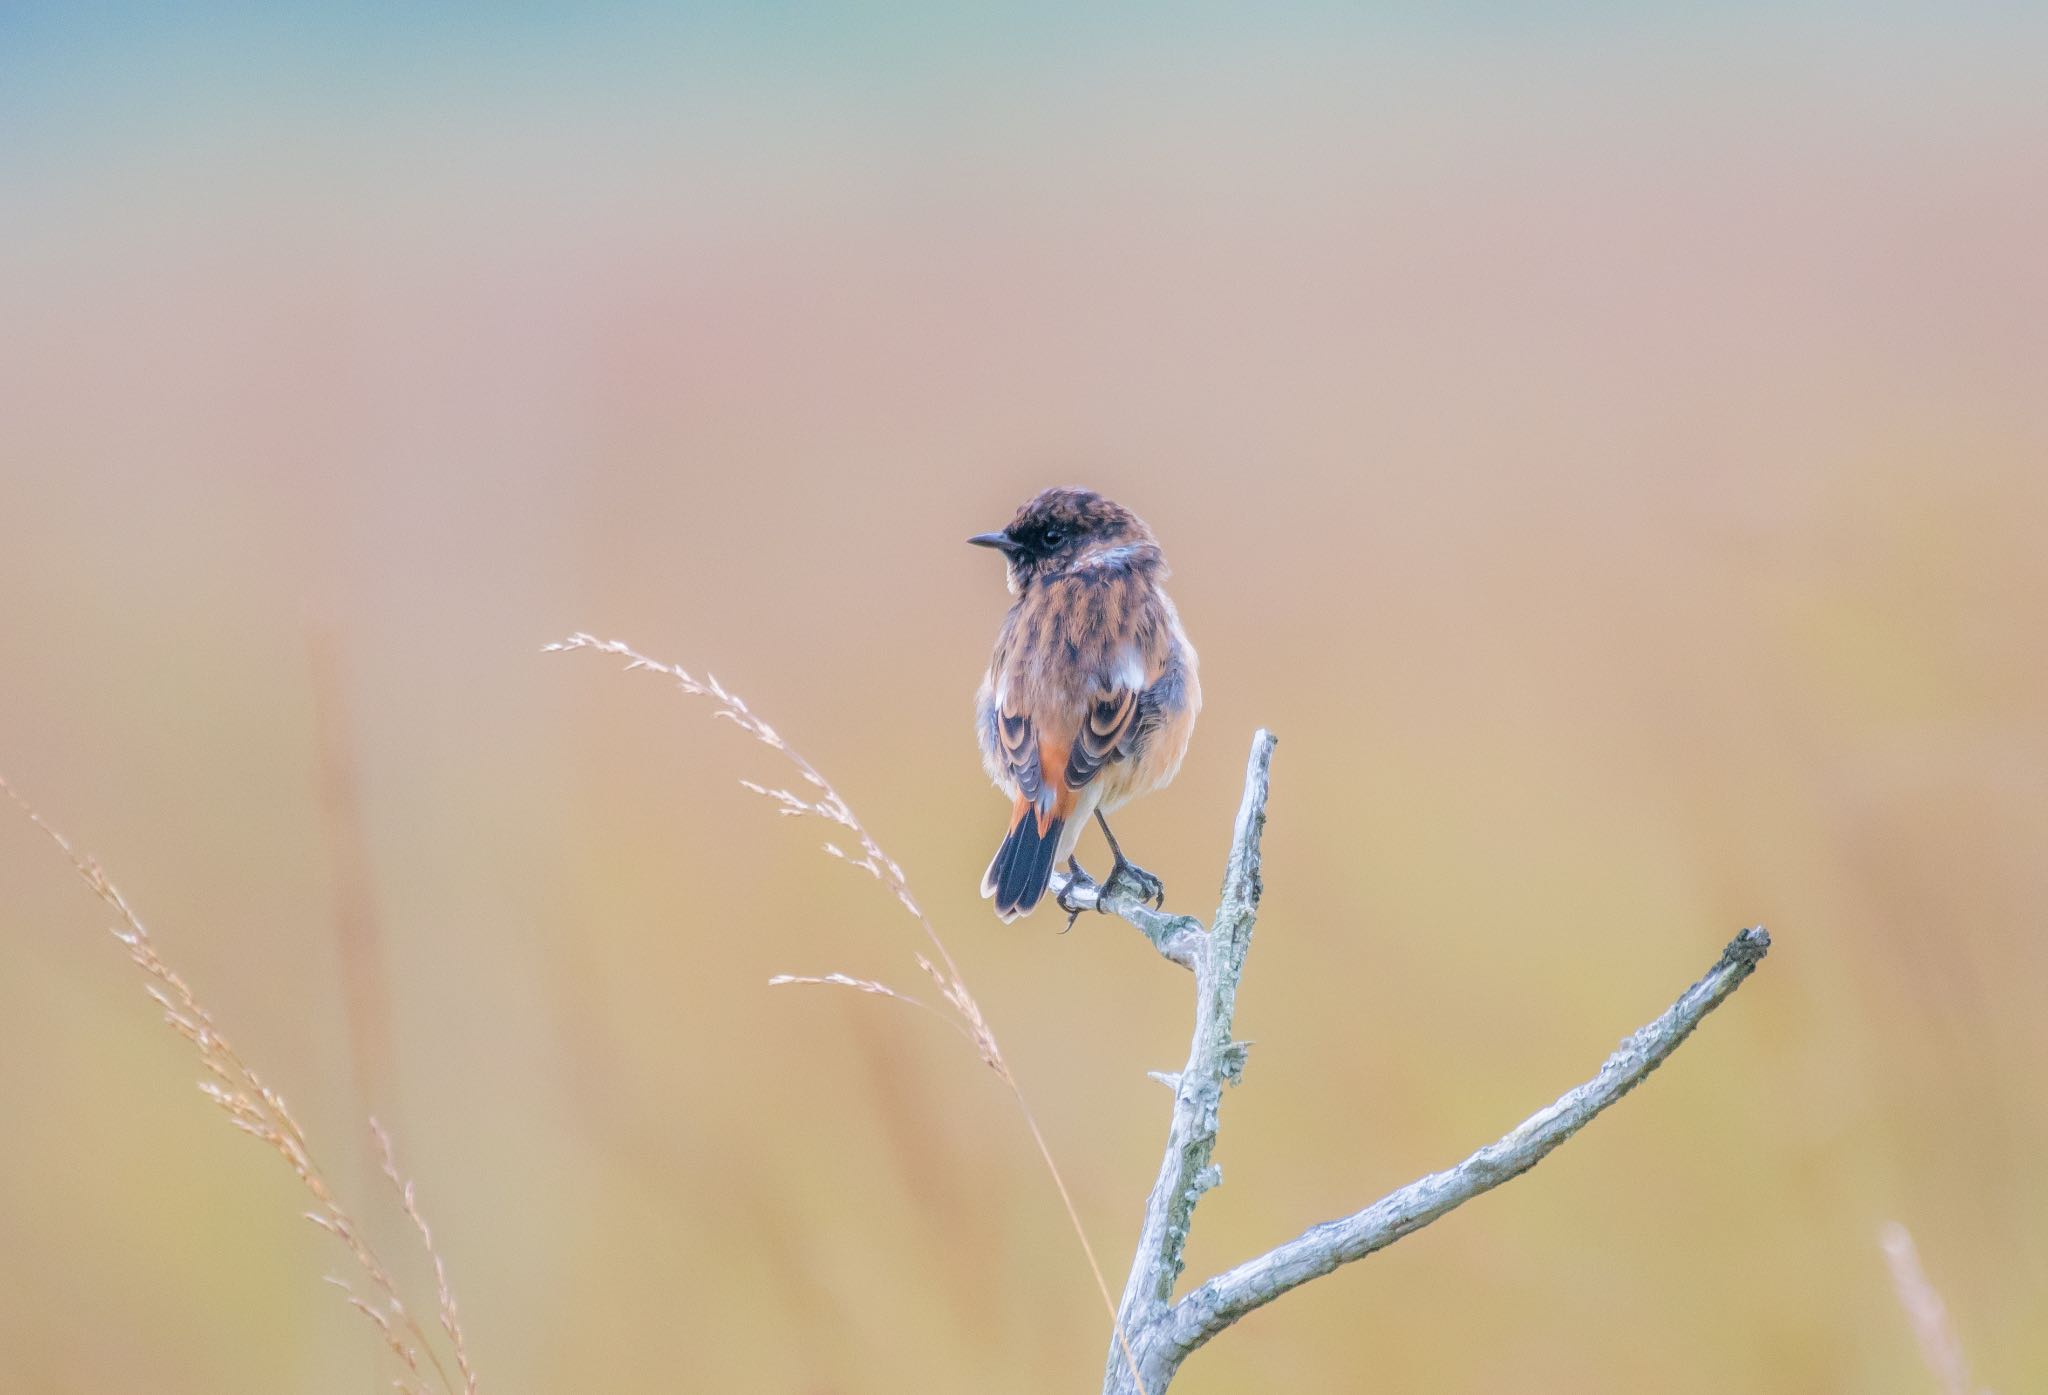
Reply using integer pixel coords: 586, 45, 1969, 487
996, 568, 1164, 706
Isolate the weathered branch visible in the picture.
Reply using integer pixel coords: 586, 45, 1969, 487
1156, 925, 1770, 1370
1095, 730, 1276, 1393
1049, 872, 1204, 970
1084, 730, 1771, 1394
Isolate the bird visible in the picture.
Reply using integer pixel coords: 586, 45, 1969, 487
969, 487, 1201, 927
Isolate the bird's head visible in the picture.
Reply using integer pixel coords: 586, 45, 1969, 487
968, 487, 1162, 592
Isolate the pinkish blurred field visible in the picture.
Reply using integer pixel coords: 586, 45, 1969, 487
3, 8, 2044, 1393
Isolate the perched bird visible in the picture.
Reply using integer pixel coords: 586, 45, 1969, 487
970, 488, 1201, 925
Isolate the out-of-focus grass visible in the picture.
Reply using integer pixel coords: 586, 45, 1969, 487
4, 6, 2045, 1392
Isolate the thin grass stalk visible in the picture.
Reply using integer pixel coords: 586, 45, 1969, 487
548, 632, 1147, 1393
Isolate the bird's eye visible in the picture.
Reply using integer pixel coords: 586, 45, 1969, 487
1040, 527, 1065, 549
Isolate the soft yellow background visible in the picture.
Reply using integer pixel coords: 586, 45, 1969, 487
3, 7, 2043, 1392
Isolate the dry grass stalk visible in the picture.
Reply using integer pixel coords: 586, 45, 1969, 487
374, 1120, 479, 1395
548, 631, 1148, 1393
1, 775, 478, 1395
1882, 1222, 1990, 1395
766, 972, 941, 1011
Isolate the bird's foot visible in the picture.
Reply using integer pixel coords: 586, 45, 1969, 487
1054, 857, 1099, 934
1103, 855, 1166, 910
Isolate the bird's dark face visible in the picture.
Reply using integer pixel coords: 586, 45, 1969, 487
968, 487, 1159, 591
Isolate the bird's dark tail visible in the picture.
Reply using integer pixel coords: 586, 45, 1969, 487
981, 801, 1064, 922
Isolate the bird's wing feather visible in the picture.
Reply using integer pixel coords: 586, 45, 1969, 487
1064, 685, 1139, 789
994, 707, 1042, 804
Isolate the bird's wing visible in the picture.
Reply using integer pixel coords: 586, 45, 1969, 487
1063, 684, 1140, 789
1059, 569, 1163, 793
994, 707, 1044, 804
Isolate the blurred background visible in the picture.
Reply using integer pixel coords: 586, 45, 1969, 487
3, 5, 2043, 1392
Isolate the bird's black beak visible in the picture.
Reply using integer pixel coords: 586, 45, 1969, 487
967, 531, 1021, 555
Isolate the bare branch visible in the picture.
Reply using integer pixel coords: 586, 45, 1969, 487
1048, 872, 1204, 969
1078, 724, 1768, 1391
1146, 925, 1771, 1378
1100, 732, 1277, 1391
